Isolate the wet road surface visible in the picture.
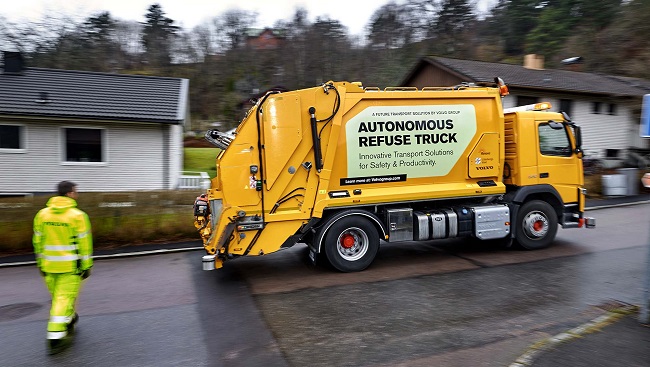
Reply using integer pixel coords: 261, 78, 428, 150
0, 203, 648, 366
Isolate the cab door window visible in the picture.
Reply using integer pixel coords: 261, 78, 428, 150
538, 124, 572, 157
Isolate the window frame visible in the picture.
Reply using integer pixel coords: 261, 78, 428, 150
592, 101, 601, 114
608, 103, 617, 116
517, 96, 538, 106
0, 123, 27, 153
60, 126, 108, 166
559, 99, 573, 116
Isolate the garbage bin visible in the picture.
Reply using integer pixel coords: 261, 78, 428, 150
602, 174, 627, 196
617, 168, 639, 196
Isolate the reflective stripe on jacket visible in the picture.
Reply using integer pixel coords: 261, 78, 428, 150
33, 196, 93, 273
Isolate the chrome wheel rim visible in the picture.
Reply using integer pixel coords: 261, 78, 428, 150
522, 211, 549, 239
336, 227, 369, 261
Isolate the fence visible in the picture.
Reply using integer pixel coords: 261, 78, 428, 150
0, 190, 201, 254
179, 171, 211, 190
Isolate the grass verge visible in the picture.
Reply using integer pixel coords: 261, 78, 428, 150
184, 147, 220, 178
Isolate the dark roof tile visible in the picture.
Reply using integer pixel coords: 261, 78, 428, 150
410, 56, 648, 97
0, 67, 189, 123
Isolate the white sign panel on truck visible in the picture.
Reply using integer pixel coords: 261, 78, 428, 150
345, 105, 477, 181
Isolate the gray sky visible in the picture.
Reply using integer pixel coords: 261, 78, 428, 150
1, 0, 496, 36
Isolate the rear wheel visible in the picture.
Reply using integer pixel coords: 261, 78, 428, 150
323, 216, 379, 272
515, 200, 558, 250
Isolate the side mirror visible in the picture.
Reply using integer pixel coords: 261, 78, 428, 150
573, 125, 583, 155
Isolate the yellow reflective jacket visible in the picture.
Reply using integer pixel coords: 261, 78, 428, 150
33, 196, 93, 273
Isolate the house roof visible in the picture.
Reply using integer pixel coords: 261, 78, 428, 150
245, 28, 284, 38
0, 67, 189, 124
402, 56, 649, 98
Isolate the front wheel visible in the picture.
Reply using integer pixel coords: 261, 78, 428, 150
323, 216, 379, 272
514, 200, 558, 250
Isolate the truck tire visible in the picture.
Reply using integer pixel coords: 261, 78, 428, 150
514, 200, 558, 250
323, 216, 379, 272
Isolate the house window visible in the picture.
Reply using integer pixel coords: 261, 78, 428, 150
608, 103, 617, 115
538, 123, 571, 157
0, 124, 25, 151
592, 102, 601, 114
517, 96, 538, 106
559, 99, 573, 116
64, 128, 104, 162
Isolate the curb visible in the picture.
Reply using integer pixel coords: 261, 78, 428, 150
508, 303, 639, 367
586, 199, 650, 211
0, 246, 203, 268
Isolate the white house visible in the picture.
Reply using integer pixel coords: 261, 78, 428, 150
401, 55, 650, 160
0, 52, 189, 194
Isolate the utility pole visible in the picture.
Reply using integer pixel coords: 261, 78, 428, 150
639, 95, 650, 324
640, 173, 650, 324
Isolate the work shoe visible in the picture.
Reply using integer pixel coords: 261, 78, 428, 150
47, 338, 70, 355
67, 313, 79, 333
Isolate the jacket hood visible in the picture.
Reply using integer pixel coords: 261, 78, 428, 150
46, 196, 77, 213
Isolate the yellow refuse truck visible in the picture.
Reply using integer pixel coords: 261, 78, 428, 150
194, 80, 595, 272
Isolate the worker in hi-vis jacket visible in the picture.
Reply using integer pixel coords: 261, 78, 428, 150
33, 181, 93, 354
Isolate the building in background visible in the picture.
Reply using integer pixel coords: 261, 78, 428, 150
401, 55, 650, 160
0, 52, 189, 194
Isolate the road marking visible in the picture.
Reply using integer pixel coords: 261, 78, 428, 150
509, 303, 639, 367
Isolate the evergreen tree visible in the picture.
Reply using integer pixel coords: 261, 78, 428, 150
434, 0, 476, 56
141, 3, 178, 67
488, 0, 543, 56
82, 12, 121, 71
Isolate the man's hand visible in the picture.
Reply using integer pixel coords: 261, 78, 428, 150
80, 269, 91, 279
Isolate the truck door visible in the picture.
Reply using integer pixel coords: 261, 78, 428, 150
535, 121, 581, 203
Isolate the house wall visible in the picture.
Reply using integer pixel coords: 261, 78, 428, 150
406, 66, 464, 88
561, 99, 639, 156
246, 30, 281, 49
404, 63, 649, 155
503, 92, 647, 157
169, 123, 184, 189
0, 119, 182, 193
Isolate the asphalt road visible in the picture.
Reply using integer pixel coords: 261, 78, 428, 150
0, 203, 648, 367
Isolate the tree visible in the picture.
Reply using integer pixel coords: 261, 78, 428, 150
597, 0, 650, 78
141, 3, 179, 67
367, 1, 411, 49
525, 4, 570, 58
191, 24, 216, 61
303, 17, 352, 84
365, 2, 420, 86
114, 20, 144, 67
81, 12, 122, 71
219, 9, 258, 51
275, 7, 311, 88
526, 0, 622, 62
434, 0, 476, 56
486, 0, 543, 56
403, 0, 442, 40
